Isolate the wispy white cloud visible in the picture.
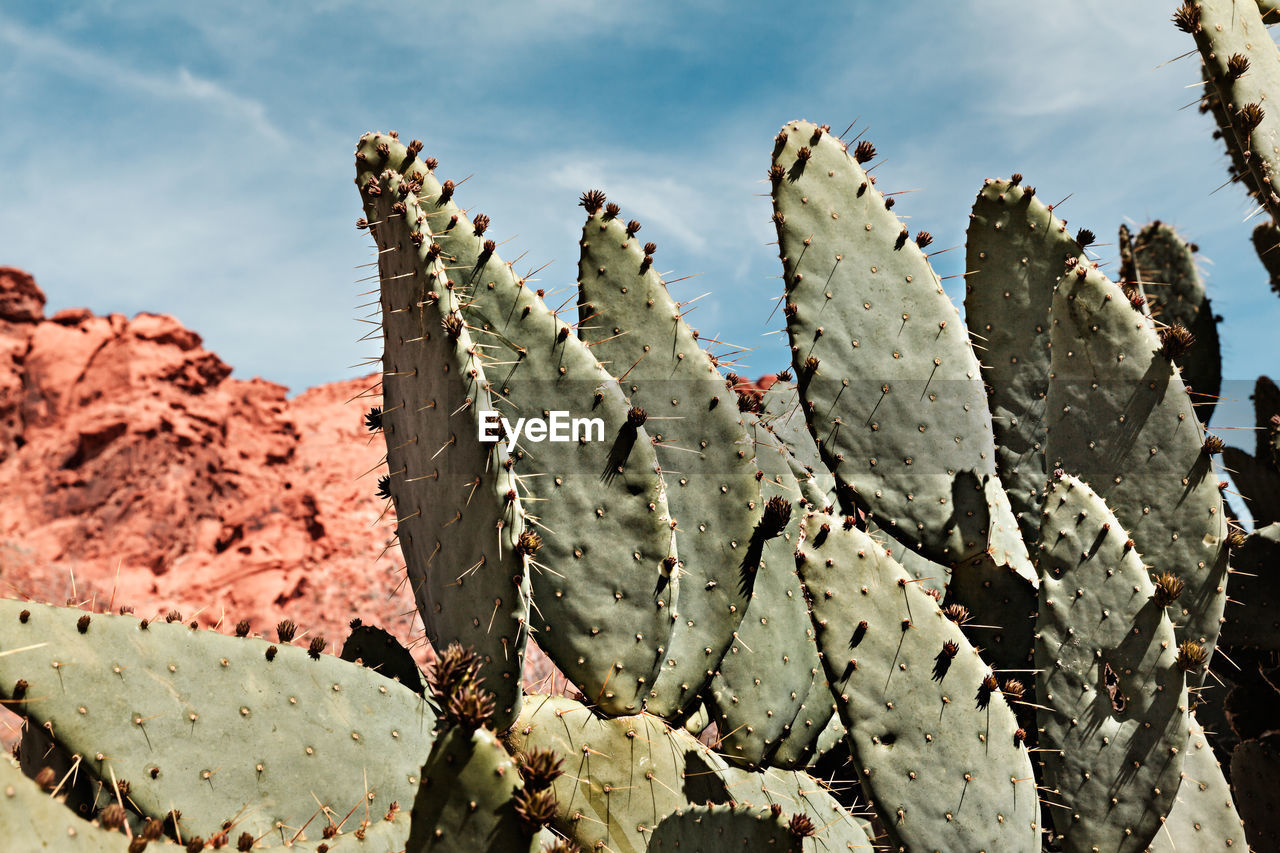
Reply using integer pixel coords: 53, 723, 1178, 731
0, 14, 284, 145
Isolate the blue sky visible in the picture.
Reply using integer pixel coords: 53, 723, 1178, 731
1, 2, 1276, 452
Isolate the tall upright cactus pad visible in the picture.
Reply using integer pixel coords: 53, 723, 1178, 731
1148, 716, 1247, 852
360, 163, 529, 728
964, 176, 1083, 548
796, 514, 1040, 853
354, 133, 680, 716
506, 695, 734, 853
1129, 221, 1222, 421
576, 203, 757, 718
1181, 0, 1280, 227
705, 414, 830, 768
758, 381, 837, 509
1035, 475, 1188, 853
1118, 224, 1154, 316
1223, 375, 1280, 526
0, 599, 436, 842
1045, 256, 1228, 684
770, 120, 1032, 580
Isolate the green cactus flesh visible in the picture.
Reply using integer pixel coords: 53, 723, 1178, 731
1045, 255, 1228, 686
964, 176, 1083, 549
758, 380, 838, 510
362, 165, 530, 729
355, 133, 680, 716
705, 413, 829, 769
1035, 475, 1188, 853
770, 120, 1032, 581
1185, 0, 1280, 227
340, 620, 426, 696
1217, 522, 1280, 650
405, 725, 540, 853
506, 694, 733, 853
1117, 224, 1154, 318
0, 599, 435, 842
0, 753, 161, 852
1129, 221, 1222, 422
715, 765, 876, 853
795, 513, 1039, 852
1147, 715, 1246, 852
647, 803, 802, 852
1252, 222, 1280, 297
576, 203, 757, 720
1231, 738, 1280, 851
1222, 376, 1280, 527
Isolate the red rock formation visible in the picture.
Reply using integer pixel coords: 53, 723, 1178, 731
0, 266, 413, 665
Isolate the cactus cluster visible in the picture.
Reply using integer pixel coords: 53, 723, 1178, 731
6, 4, 1280, 849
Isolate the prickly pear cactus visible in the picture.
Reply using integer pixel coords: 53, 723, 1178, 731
1180, 0, 1280, 226
576, 198, 758, 719
1034, 475, 1188, 853
359, 160, 530, 729
964, 175, 1082, 549
770, 120, 1031, 581
796, 513, 1039, 852
1045, 255, 1228, 685
0, 599, 435, 842
647, 803, 802, 852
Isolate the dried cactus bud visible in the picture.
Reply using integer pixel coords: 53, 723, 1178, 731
515, 530, 543, 557
447, 682, 496, 730
788, 813, 817, 838
853, 140, 876, 164
431, 642, 483, 701
1152, 572, 1186, 607
235, 619, 251, 638
1238, 103, 1266, 132
578, 189, 606, 214
1158, 324, 1195, 360
518, 747, 565, 791
512, 786, 558, 829
276, 619, 297, 643
99, 803, 127, 830
759, 496, 793, 539
1177, 640, 1209, 672
1172, 2, 1200, 32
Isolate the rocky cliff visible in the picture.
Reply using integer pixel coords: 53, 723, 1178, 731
0, 267, 413, 662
